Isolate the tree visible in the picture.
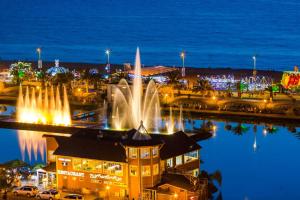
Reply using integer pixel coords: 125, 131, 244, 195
47, 72, 74, 86
193, 79, 213, 93
9, 62, 33, 84
232, 123, 249, 136
236, 81, 242, 98
166, 70, 180, 86
195, 170, 222, 199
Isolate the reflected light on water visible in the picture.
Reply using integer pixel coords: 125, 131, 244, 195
17, 130, 46, 162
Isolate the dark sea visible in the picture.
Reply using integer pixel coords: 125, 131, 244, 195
0, 0, 300, 71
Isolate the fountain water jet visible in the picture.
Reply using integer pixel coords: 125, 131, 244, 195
112, 48, 161, 131
17, 85, 71, 126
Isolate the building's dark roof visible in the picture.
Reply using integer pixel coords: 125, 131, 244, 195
152, 131, 201, 160
157, 173, 195, 191
49, 129, 200, 162
43, 162, 56, 172
53, 136, 127, 162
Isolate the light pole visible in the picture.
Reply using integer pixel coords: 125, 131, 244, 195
252, 55, 257, 79
36, 47, 42, 69
105, 49, 111, 73
180, 51, 185, 77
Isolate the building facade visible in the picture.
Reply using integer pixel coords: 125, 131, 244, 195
44, 127, 206, 199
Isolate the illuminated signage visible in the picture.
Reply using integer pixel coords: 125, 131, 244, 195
281, 71, 300, 89
57, 170, 84, 177
90, 173, 122, 182
58, 158, 71, 162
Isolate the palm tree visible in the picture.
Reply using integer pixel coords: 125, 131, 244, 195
232, 123, 249, 136
196, 79, 213, 91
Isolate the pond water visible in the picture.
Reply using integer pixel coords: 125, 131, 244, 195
196, 121, 300, 200
0, 118, 299, 199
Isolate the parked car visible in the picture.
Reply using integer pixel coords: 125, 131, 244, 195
13, 186, 39, 197
36, 189, 60, 200
62, 194, 84, 199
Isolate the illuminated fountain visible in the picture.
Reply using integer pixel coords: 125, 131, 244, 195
17, 85, 71, 126
112, 48, 161, 131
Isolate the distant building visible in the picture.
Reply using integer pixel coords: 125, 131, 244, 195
44, 126, 207, 200
46, 60, 69, 76
128, 66, 177, 77
0, 69, 12, 82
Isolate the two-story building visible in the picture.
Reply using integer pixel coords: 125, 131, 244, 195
44, 123, 207, 200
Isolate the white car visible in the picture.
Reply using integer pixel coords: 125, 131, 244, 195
62, 194, 84, 199
36, 190, 60, 200
13, 186, 39, 197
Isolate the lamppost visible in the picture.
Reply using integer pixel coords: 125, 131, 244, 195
180, 51, 185, 77
105, 49, 111, 73
252, 55, 257, 79
36, 47, 42, 69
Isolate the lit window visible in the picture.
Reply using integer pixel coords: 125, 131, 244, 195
184, 151, 198, 163
95, 161, 103, 172
82, 159, 95, 171
166, 158, 173, 168
130, 165, 138, 176
129, 148, 137, 159
103, 162, 123, 176
152, 147, 158, 157
142, 166, 151, 176
176, 156, 182, 166
141, 148, 150, 159
153, 164, 159, 175
73, 159, 82, 170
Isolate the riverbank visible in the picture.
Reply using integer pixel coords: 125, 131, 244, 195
163, 107, 300, 127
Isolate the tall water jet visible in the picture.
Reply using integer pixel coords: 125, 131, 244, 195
112, 48, 161, 131
167, 107, 174, 134
132, 48, 143, 128
102, 100, 108, 129
178, 105, 184, 132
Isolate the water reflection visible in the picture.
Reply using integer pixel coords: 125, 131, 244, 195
17, 130, 46, 162
196, 120, 300, 199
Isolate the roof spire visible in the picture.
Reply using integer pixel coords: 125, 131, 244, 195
132, 120, 151, 141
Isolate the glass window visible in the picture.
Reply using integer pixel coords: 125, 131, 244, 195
129, 148, 137, 159
166, 158, 173, 168
141, 148, 150, 159
184, 151, 198, 163
152, 147, 158, 157
176, 156, 182, 166
95, 161, 103, 172
82, 159, 95, 171
153, 164, 159, 175
73, 159, 82, 171
103, 162, 123, 176
142, 166, 151, 176
130, 165, 138, 176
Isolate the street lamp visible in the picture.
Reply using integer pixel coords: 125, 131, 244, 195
252, 55, 257, 78
105, 49, 111, 73
36, 47, 42, 69
180, 51, 185, 77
